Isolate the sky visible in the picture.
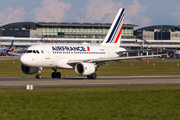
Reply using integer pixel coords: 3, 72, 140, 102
0, 0, 180, 28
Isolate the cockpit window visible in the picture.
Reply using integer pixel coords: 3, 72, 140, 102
26, 50, 32, 53
25, 50, 40, 54
36, 50, 39, 54
33, 50, 36, 53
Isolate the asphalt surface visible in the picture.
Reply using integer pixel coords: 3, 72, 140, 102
0, 76, 180, 87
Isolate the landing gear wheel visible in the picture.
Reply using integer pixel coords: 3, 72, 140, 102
91, 73, 97, 79
87, 75, 92, 79
35, 67, 43, 79
36, 74, 41, 79
52, 72, 56, 78
56, 72, 61, 78
51, 69, 61, 79
87, 73, 97, 79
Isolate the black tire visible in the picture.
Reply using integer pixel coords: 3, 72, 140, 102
36, 74, 39, 79
52, 72, 56, 78
39, 75, 42, 79
56, 72, 61, 78
36, 74, 41, 79
87, 75, 92, 79
91, 73, 97, 79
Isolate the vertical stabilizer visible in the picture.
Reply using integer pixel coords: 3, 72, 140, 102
6, 40, 14, 53
101, 8, 125, 47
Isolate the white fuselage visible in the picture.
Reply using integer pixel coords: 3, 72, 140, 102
20, 44, 126, 69
0, 48, 7, 54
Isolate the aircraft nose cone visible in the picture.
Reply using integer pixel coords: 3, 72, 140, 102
20, 55, 28, 65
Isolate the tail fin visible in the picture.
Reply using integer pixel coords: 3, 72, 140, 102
6, 40, 14, 53
101, 8, 125, 47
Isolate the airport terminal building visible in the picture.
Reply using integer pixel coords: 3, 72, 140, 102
134, 25, 180, 40
0, 22, 137, 48
0, 22, 136, 39
1, 22, 180, 55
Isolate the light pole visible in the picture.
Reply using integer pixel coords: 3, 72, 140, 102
157, 26, 158, 54
1, 22, 2, 47
161, 26, 163, 53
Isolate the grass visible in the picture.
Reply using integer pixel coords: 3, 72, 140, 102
0, 59, 180, 77
1, 59, 180, 119
0, 85, 180, 120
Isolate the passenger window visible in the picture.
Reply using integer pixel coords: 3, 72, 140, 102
41, 50, 44, 54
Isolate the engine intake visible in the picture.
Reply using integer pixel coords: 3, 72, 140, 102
21, 64, 38, 74
75, 62, 96, 75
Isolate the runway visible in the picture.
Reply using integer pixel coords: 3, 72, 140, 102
0, 76, 180, 87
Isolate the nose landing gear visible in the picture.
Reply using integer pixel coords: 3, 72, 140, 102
36, 67, 43, 79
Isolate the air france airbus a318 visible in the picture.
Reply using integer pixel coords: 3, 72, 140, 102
10, 8, 161, 79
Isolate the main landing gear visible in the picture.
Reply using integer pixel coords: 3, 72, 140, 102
87, 73, 97, 79
35, 67, 96, 79
51, 68, 61, 79
36, 67, 43, 79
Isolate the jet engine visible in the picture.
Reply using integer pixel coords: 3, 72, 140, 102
21, 64, 38, 74
75, 62, 96, 75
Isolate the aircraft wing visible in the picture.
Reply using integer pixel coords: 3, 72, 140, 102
116, 49, 152, 53
8, 52, 22, 56
68, 55, 162, 64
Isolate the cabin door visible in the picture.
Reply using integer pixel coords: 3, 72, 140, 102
44, 47, 50, 59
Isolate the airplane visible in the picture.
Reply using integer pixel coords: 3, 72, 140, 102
0, 40, 14, 56
9, 8, 162, 79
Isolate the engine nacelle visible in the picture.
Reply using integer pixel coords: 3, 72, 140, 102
21, 64, 38, 74
75, 62, 96, 75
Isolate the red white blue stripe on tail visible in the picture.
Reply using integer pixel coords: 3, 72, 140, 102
102, 8, 125, 46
